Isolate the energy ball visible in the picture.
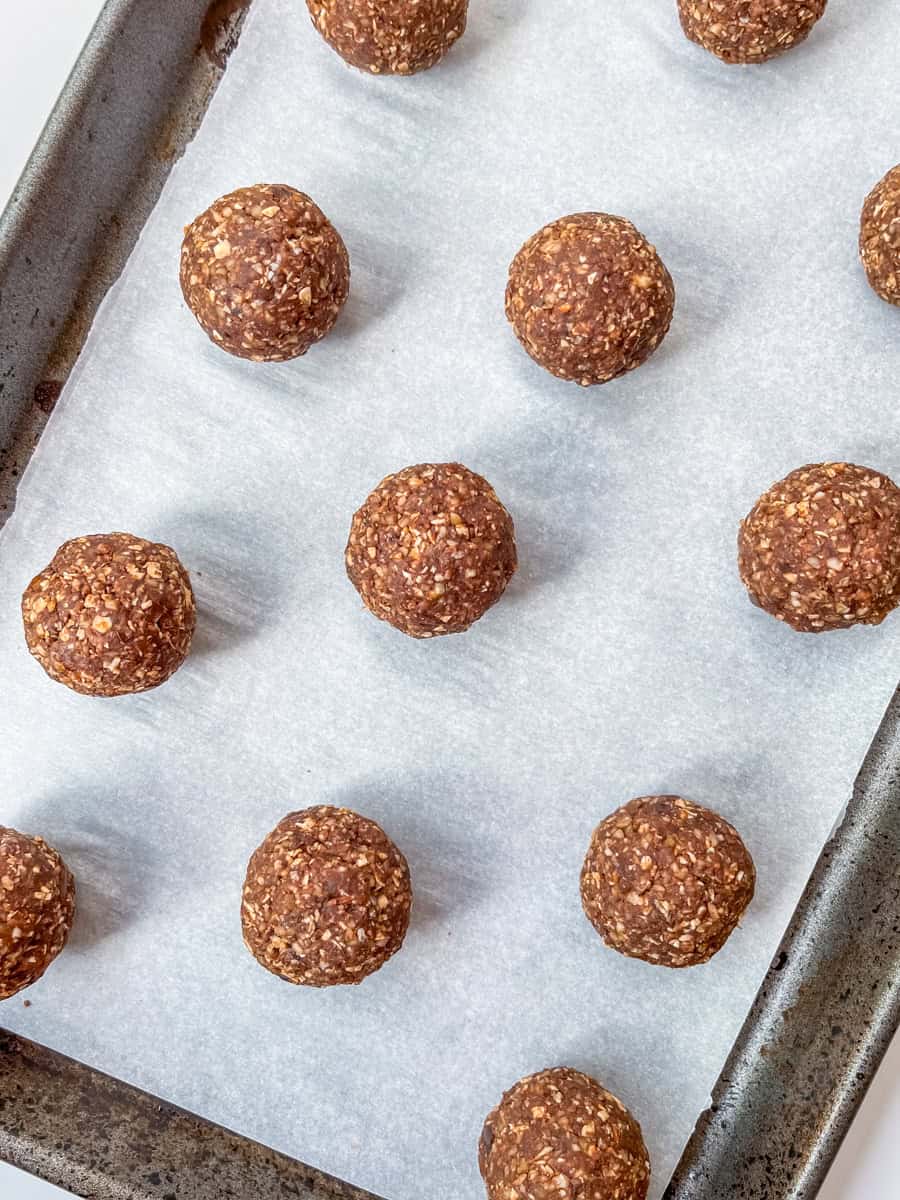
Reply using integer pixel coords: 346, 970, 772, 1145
305, 0, 468, 75
180, 184, 349, 362
345, 462, 517, 638
479, 1067, 650, 1200
506, 213, 675, 386
0, 828, 75, 1000
860, 165, 900, 306
677, 0, 827, 64
22, 533, 195, 696
580, 796, 755, 968
241, 806, 411, 987
738, 462, 900, 632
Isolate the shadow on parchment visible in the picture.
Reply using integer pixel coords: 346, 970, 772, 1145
13, 788, 161, 952
325, 769, 504, 937
639, 750, 794, 925
467, 416, 618, 606
153, 506, 291, 660
436, 0, 533, 74
647, 228, 741, 369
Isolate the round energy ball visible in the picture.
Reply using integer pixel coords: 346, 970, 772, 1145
738, 462, 900, 632
860, 165, 900, 306
22, 533, 195, 696
505, 213, 675, 386
0, 828, 75, 1000
241, 806, 412, 987
180, 184, 350, 362
345, 462, 517, 638
479, 1067, 650, 1200
305, 0, 468, 75
580, 795, 755, 968
677, 0, 827, 64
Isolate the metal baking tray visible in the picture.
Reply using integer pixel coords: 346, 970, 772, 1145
1, 2, 899, 1197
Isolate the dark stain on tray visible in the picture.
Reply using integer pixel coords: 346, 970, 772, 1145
34, 381, 62, 414
200, 0, 253, 68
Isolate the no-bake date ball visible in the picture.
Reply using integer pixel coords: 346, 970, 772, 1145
738, 463, 900, 632
677, 0, 827, 64
241, 806, 412, 987
345, 462, 517, 638
306, 0, 468, 74
860, 164, 900, 306
22, 533, 195, 696
580, 795, 755, 968
180, 183, 349, 362
479, 1067, 650, 1200
0, 828, 75, 1000
506, 213, 674, 386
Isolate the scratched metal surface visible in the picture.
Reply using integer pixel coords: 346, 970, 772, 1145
0, 2, 898, 1198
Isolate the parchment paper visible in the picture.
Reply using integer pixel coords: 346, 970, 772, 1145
1, 1, 899, 1196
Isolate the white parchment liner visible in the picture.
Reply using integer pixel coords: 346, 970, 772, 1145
1, 2, 898, 1196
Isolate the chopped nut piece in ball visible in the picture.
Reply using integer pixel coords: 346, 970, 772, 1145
180, 184, 350, 362
480, 1067, 650, 1200
860, 165, 900, 306
506, 213, 674, 386
738, 462, 900, 632
580, 795, 755, 968
22, 533, 195, 696
0, 828, 75, 1000
241, 806, 411, 987
306, 0, 467, 74
345, 462, 517, 638
677, 0, 827, 63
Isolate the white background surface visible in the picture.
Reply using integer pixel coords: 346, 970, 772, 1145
0, 3, 899, 1199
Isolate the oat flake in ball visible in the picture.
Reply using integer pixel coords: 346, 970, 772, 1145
345, 462, 517, 638
677, 0, 827, 64
241, 806, 411, 987
739, 462, 900, 632
22, 533, 195, 696
860, 165, 900, 307
306, 0, 468, 75
580, 795, 755, 968
0, 828, 75, 1000
180, 184, 349, 362
479, 1067, 650, 1200
506, 213, 675, 386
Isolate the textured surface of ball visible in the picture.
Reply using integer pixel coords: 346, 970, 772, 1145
580, 795, 755, 968
180, 183, 349, 362
0, 828, 75, 1000
860, 165, 900, 306
479, 1067, 650, 1200
677, 0, 827, 63
241, 806, 411, 987
506, 213, 674, 386
738, 462, 900, 632
306, 0, 467, 74
346, 462, 517, 638
22, 533, 195, 696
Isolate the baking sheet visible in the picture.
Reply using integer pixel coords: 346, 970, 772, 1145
1, 1, 899, 1196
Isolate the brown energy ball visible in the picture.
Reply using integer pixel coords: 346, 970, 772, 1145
580, 795, 755, 968
860, 165, 900, 306
241, 806, 411, 987
0, 828, 75, 1000
738, 462, 900, 632
345, 462, 517, 638
22, 533, 195, 696
506, 213, 675, 386
479, 1067, 650, 1200
677, 0, 827, 64
305, 0, 467, 75
180, 184, 349, 362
